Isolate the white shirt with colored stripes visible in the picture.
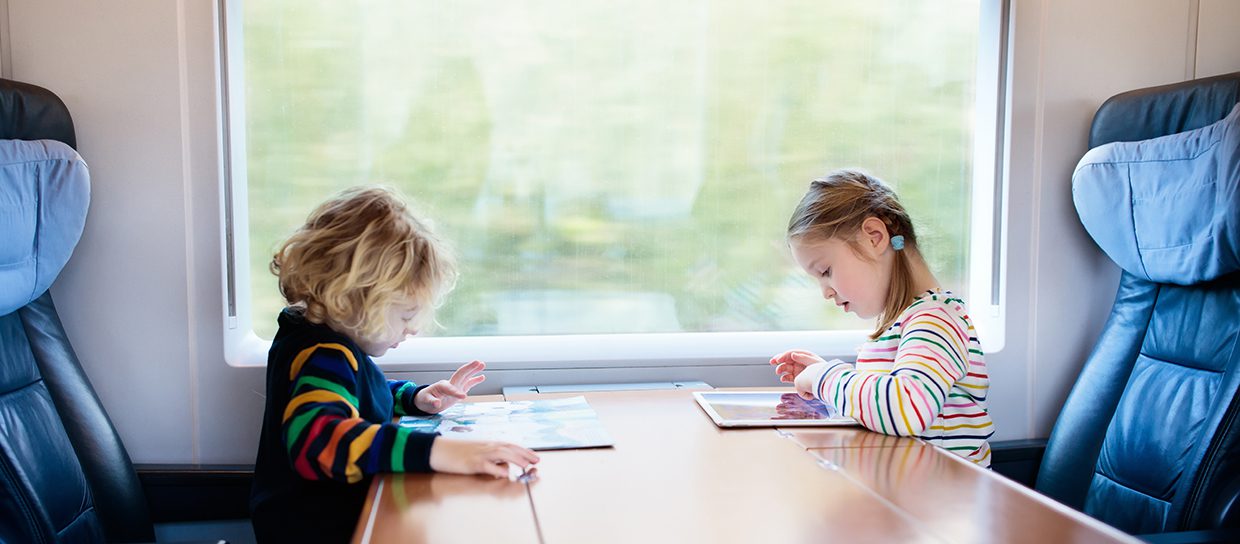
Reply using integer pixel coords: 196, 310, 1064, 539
799, 290, 993, 467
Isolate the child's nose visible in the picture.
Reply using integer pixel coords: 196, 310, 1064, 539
820, 284, 835, 301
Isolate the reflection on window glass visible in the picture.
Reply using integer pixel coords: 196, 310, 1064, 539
243, 0, 979, 339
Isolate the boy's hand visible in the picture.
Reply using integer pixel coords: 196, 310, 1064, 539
769, 349, 826, 384
415, 360, 487, 414
429, 438, 540, 478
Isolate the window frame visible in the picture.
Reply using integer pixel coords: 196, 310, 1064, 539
217, 0, 1010, 369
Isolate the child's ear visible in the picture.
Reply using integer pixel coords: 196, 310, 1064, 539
859, 217, 889, 256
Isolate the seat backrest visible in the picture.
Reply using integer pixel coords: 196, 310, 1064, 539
0, 79, 154, 543
1036, 72, 1240, 535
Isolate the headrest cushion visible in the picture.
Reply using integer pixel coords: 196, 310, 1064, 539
0, 139, 89, 315
1072, 103, 1239, 285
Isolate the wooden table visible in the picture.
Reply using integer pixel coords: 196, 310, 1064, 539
353, 389, 1139, 544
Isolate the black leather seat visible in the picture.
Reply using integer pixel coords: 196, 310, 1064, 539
0, 79, 224, 544
1036, 72, 1240, 541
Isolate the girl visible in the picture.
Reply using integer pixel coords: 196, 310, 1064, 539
770, 169, 993, 466
250, 186, 540, 543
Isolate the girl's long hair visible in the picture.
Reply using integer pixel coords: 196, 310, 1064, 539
786, 169, 918, 339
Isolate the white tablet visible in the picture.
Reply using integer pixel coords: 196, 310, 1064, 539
692, 391, 857, 428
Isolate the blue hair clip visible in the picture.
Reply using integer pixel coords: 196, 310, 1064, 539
891, 235, 905, 251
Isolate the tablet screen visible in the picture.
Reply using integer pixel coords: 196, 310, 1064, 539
693, 391, 857, 427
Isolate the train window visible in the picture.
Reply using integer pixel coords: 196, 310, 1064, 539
219, 0, 1008, 367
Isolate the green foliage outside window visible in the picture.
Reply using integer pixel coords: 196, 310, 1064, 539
242, 0, 979, 339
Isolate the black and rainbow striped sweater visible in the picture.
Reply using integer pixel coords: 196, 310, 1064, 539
250, 308, 436, 542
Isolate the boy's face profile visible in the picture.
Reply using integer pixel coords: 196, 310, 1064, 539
354, 295, 421, 357
790, 226, 892, 320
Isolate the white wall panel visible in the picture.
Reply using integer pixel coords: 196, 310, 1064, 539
1197, 0, 1240, 78
10, 0, 196, 462
1016, 0, 1198, 436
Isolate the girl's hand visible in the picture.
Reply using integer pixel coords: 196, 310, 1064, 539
415, 360, 487, 414
793, 366, 820, 400
769, 349, 826, 384
429, 438, 540, 478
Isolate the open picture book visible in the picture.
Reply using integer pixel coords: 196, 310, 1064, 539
399, 395, 614, 450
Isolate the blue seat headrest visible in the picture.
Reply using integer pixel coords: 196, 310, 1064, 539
1072, 102, 1240, 285
0, 139, 89, 315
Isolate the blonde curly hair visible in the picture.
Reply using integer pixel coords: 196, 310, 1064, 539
271, 186, 458, 342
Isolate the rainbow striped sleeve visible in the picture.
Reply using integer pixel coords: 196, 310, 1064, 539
282, 344, 434, 483
813, 304, 970, 437
389, 380, 427, 416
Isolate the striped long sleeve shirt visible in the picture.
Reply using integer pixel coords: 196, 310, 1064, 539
280, 343, 433, 482
799, 290, 994, 466
250, 309, 437, 542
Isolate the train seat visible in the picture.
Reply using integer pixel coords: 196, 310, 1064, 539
1037, 72, 1240, 542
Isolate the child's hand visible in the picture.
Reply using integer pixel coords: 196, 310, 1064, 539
415, 360, 487, 414
793, 367, 819, 400
769, 349, 826, 384
428, 438, 540, 478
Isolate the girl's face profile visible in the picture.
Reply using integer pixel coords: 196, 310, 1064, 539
790, 231, 891, 320
355, 295, 421, 357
